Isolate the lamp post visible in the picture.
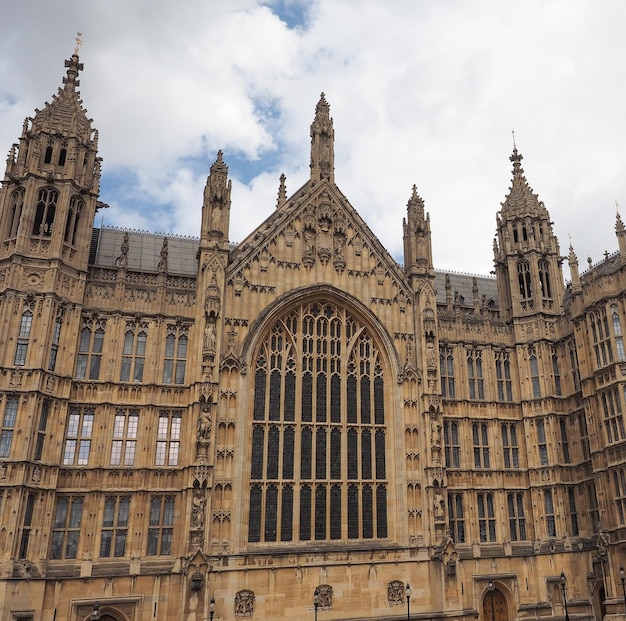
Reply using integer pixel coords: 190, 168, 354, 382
209, 594, 215, 621
314, 587, 319, 621
91, 603, 102, 621
487, 580, 495, 621
620, 566, 626, 614
560, 571, 570, 621
406, 583, 411, 621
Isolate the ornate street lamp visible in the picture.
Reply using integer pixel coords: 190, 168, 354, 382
487, 580, 495, 621
560, 571, 570, 621
91, 603, 102, 621
209, 594, 215, 621
620, 566, 626, 614
405, 582, 411, 621
314, 587, 319, 621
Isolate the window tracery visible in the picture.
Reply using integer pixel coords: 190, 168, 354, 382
248, 300, 388, 544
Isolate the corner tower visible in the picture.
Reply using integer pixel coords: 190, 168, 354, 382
0, 48, 102, 290
493, 147, 564, 320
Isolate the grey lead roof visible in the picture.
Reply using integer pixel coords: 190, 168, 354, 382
89, 227, 500, 308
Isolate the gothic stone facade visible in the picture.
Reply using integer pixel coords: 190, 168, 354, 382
0, 52, 625, 621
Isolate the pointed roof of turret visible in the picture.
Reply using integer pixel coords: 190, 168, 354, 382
500, 147, 547, 218
406, 184, 425, 221
31, 48, 93, 142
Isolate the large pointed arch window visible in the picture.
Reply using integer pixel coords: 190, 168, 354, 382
5, 188, 24, 240
32, 187, 58, 236
248, 300, 388, 544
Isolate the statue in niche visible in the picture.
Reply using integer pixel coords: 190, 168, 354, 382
211, 205, 222, 231
197, 402, 212, 443
204, 321, 216, 352
434, 490, 445, 520
115, 232, 129, 267
191, 491, 206, 529
431, 418, 440, 445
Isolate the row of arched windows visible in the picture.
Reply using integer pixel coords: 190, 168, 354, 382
5, 187, 82, 244
517, 259, 552, 300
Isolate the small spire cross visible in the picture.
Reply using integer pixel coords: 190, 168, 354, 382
74, 31, 83, 54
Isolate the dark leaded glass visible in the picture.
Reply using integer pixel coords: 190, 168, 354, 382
281, 485, 293, 541
316, 427, 327, 479
330, 485, 341, 539
265, 485, 278, 541
249, 486, 262, 542
330, 428, 341, 479
362, 485, 373, 538
267, 426, 279, 479
251, 426, 264, 479
300, 485, 311, 540
315, 484, 327, 540
301, 427, 312, 479
283, 427, 294, 479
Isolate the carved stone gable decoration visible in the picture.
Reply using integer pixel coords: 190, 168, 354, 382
235, 589, 255, 617
387, 580, 406, 607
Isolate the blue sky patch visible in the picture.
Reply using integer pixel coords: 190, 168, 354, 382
262, 0, 313, 30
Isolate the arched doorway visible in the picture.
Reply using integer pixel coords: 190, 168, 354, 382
592, 584, 607, 621
482, 587, 509, 621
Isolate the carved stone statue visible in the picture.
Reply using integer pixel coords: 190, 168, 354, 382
431, 418, 442, 447
434, 491, 445, 520
197, 403, 212, 443
191, 491, 206, 529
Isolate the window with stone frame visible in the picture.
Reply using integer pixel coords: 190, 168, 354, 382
248, 300, 388, 544
33, 399, 49, 461
110, 409, 139, 466
467, 348, 485, 400
501, 422, 520, 468
588, 484, 600, 533
50, 496, 83, 559
32, 187, 58, 236
537, 419, 549, 466
568, 487, 579, 536
448, 492, 465, 543
14, 303, 34, 366
472, 422, 490, 468
120, 321, 148, 382
612, 304, 626, 361
517, 260, 532, 302
63, 195, 83, 246
76, 318, 106, 380
155, 410, 181, 466
614, 468, 626, 525
477, 492, 496, 542
5, 187, 24, 239
538, 259, 552, 300
18, 493, 36, 558
444, 420, 461, 468
507, 492, 527, 541
590, 308, 613, 368
147, 495, 174, 555
602, 386, 626, 444
552, 348, 562, 396
48, 314, 62, 372
568, 340, 581, 392
439, 345, 455, 398
577, 412, 591, 461
162, 324, 188, 384
0, 396, 18, 458
544, 489, 557, 537
100, 496, 130, 557
560, 418, 571, 464
529, 347, 541, 398
63, 407, 94, 466
495, 350, 513, 401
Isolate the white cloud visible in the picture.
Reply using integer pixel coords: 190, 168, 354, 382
1, 0, 625, 276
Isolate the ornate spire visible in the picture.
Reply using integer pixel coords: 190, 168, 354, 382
276, 173, 287, 209
615, 202, 626, 257
201, 150, 231, 242
310, 93, 334, 184
29, 49, 92, 142
568, 237, 581, 293
500, 147, 547, 219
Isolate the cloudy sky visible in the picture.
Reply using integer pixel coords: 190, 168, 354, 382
0, 0, 624, 276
